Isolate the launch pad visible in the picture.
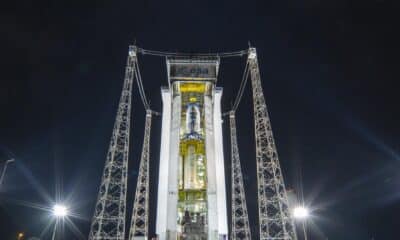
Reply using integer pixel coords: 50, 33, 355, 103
88, 46, 297, 240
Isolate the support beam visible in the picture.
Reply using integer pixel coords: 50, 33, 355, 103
248, 48, 297, 240
229, 111, 251, 240
129, 110, 152, 240
89, 46, 136, 240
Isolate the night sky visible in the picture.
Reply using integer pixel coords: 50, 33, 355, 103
1, 0, 399, 239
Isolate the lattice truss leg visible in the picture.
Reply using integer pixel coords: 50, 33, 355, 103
89, 46, 137, 240
248, 48, 297, 240
129, 110, 152, 240
230, 111, 252, 240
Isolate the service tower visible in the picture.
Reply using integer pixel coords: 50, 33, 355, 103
156, 58, 228, 240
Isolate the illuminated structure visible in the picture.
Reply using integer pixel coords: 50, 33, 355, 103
156, 58, 227, 240
89, 46, 297, 240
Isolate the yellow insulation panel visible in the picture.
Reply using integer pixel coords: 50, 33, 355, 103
179, 83, 206, 93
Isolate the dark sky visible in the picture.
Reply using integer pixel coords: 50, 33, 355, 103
1, 0, 399, 239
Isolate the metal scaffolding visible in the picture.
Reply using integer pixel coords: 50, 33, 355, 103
88, 46, 137, 240
129, 110, 152, 240
229, 111, 252, 240
248, 48, 297, 240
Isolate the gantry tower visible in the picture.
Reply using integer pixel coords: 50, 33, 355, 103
248, 48, 296, 240
129, 109, 152, 240
89, 45, 297, 240
229, 111, 251, 240
88, 46, 136, 240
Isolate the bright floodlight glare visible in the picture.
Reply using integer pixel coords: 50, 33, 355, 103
293, 206, 309, 219
53, 204, 68, 217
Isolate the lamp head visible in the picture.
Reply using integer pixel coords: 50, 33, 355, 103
53, 204, 68, 217
293, 206, 309, 219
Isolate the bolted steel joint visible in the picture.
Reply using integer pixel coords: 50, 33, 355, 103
248, 48, 257, 60
129, 45, 137, 57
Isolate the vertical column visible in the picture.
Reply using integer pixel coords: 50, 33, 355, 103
166, 93, 181, 239
156, 89, 171, 240
129, 110, 152, 240
89, 46, 136, 240
214, 89, 228, 238
248, 48, 296, 240
205, 93, 218, 240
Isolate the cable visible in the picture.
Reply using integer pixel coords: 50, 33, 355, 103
221, 60, 250, 117
134, 59, 150, 110
133, 62, 146, 109
135, 60, 149, 107
133, 46, 251, 116
232, 61, 250, 111
137, 47, 248, 58
133, 58, 161, 116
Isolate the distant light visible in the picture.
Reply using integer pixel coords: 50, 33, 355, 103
53, 204, 68, 217
17, 232, 24, 240
293, 206, 309, 219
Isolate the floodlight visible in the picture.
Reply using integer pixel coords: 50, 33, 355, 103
53, 204, 68, 217
293, 206, 309, 219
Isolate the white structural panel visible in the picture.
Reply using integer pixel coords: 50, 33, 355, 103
213, 88, 228, 238
156, 88, 182, 240
156, 88, 171, 240
204, 92, 218, 239
166, 93, 181, 238
205, 89, 228, 240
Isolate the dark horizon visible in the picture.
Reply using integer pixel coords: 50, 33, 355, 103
1, 0, 399, 239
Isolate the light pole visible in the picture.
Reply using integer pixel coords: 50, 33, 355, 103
52, 204, 68, 240
293, 206, 310, 240
0, 158, 15, 188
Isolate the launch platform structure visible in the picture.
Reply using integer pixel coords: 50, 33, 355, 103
88, 45, 297, 240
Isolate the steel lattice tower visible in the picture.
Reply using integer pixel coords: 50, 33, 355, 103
229, 111, 252, 240
248, 48, 297, 240
129, 109, 152, 240
88, 46, 137, 240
